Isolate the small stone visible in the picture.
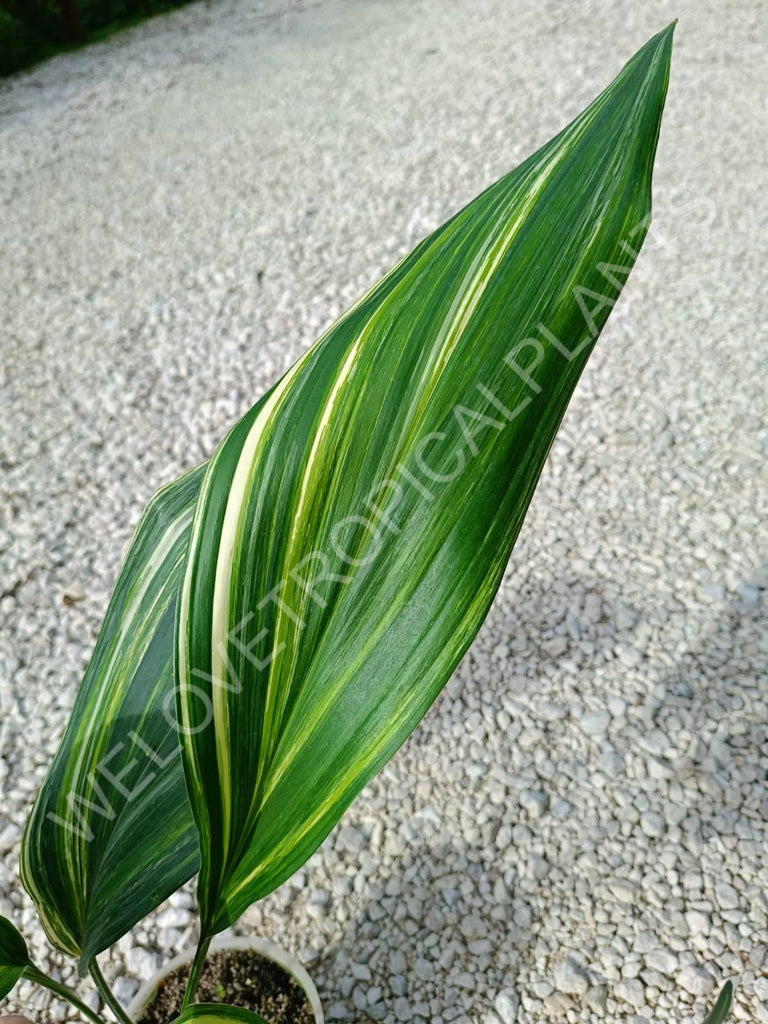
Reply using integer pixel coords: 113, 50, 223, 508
390, 950, 407, 974
749, 946, 767, 970
470, 939, 492, 955
640, 811, 666, 838
452, 969, 475, 990
62, 585, 85, 605
616, 979, 645, 1010
126, 946, 160, 979
623, 961, 642, 980
585, 985, 607, 1013
460, 913, 486, 939
543, 993, 574, 1014
677, 965, 715, 997
613, 879, 638, 903
391, 974, 407, 997
530, 979, 554, 999
155, 907, 190, 929
644, 948, 678, 975
551, 798, 573, 820
415, 958, 434, 982
169, 890, 194, 909
327, 1002, 353, 1020
367, 987, 382, 1006
711, 511, 733, 531
579, 711, 611, 736
615, 605, 638, 630
0, 824, 21, 853
112, 976, 138, 1005
682, 871, 703, 891
394, 996, 412, 1021
607, 696, 628, 717
519, 789, 549, 818
737, 582, 760, 605
337, 825, 365, 854
553, 956, 589, 995
493, 988, 519, 1024
685, 910, 710, 936
82, 989, 101, 1013
714, 882, 739, 910
513, 901, 531, 927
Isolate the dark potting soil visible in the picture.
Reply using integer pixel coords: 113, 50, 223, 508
139, 949, 315, 1024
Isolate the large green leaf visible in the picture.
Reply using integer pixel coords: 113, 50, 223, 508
174, 1004, 270, 1024
20, 466, 205, 970
177, 26, 675, 934
0, 915, 30, 1000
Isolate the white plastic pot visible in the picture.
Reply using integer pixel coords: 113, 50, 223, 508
128, 935, 324, 1024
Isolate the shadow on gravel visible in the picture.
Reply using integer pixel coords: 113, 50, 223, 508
658, 570, 768, 832
314, 831, 522, 1022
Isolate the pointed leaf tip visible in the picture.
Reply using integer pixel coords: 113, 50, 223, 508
703, 981, 733, 1024
176, 22, 674, 935
627, 23, 675, 75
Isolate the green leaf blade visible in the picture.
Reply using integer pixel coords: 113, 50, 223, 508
178, 26, 674, 933
0, 915, 30, 1000
20, 466, 205, 969
174, 1003, 271, 1024
703, 981, 733, 1024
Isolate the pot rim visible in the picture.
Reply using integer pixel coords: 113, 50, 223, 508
127, 935, 324, 1024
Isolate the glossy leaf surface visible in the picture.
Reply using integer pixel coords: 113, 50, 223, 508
177, 26, 675, 934
21, 467, 205, 970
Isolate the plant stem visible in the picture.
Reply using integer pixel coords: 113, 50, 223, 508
89, 959, 135, 1024
181, 933, 211, 1009
23, 964, 109, 1024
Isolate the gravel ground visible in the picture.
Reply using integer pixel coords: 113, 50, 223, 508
1, 1, 766, 1022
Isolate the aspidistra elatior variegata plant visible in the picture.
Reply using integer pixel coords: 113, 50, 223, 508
19, 23, 673, 991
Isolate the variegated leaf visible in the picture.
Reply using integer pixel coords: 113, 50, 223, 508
20, 466, 205, 970
177, 25, 674, 936
0, 915, 30, 1000
174, 1004, 270, 1024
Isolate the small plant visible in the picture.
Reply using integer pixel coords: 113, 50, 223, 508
0, 23, 725, 1024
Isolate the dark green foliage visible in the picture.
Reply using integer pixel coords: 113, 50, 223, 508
704, 982, 734, 1024
0, 914, 30, 1001
0, 0, 199, 76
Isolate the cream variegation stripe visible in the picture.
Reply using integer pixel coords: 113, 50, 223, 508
226, 557, 504, 906
178, 251, 440, 857
254, 267, 432, 795
22, 465, 204, 963
252, 142, 582, 800
50, 503, 193, 914
174, 24, 674, 939
207, 354, 309, 858
389, 90, 607, 465
256, 337, 364, 774
175, 254, 419, 842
